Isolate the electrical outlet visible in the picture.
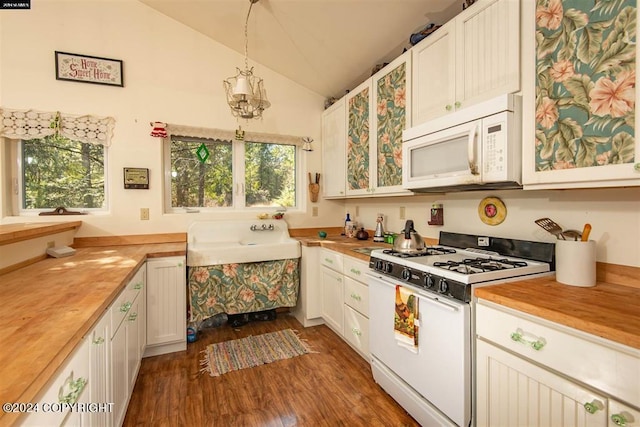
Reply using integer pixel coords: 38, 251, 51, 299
140, 208, 150, 220
399, 206, 406, 220
355, 206, 360, 217
47, 241, 55, 249
312, 206, 318, 217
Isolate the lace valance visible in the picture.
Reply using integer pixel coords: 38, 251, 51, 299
0, 108, 115, 147
166, 123, 304, 146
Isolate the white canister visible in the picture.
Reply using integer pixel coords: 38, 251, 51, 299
555, 240, 596, 287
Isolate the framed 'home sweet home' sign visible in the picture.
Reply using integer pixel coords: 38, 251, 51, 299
55, 51, 124, 87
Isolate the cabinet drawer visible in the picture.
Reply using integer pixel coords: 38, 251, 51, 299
343, 256, 368, 282
320, 249, 343, 272
21, 339, 90, 426
344, 277, 369, 317
344, 305, 370, 358
476, 301, 640, 405
110, 267, 143, 335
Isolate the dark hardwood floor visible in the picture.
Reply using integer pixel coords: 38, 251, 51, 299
124, 314, 419, 426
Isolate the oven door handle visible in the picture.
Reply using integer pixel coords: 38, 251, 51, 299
416, 292, 461, 312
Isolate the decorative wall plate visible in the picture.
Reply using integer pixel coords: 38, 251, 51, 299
478, 197, 506, 226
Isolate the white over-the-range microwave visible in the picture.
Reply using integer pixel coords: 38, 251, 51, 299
402, 94, 522, 192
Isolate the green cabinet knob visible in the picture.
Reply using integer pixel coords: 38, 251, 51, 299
583, 399, 604, 414
611, 412, 635, 426
634, 163, 640, 172
445, 104, 452, 111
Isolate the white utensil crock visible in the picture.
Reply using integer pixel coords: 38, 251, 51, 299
555, 240, 596, 287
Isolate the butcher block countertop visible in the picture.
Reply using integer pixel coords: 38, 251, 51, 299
475, 272, 640, 350
293, 232, 437, 262
0, 242, 186, 426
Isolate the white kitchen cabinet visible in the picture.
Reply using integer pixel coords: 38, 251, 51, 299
111, 313, 127, 427
321, 97, 346, 198
320, 248, 371, 360
476, 299, 640, 427
412, 0, 520, 125
87, 312, 111, 427
342, 256, 370, 358
293, 245, 324, 327
20, 333, 90, 427
126, 298, 142, 394
520, 1, 640, 190
320, 249, 344, 335
412, 19, 456, 125
345, 50, 413, 197
144, 256, 186, 357
111, 265, 145, 427
476, 339, 608, 427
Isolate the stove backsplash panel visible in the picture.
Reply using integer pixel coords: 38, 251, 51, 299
439, 231, 555, 270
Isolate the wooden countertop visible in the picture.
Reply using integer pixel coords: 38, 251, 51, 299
475, 275, 640, 350
0, 242, 186, 426
295, 234, 438, 262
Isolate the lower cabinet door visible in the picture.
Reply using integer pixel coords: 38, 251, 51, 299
343, 305, 369, 358
146, 257, 186, 348
111, 319, 127, 427
320, 266, 344, 335
20, 339, 90, 427
476, 339, 608, 427
126, 298, 141, 394
87, 312, 111, 427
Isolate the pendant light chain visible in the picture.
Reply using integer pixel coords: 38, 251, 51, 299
222, 0, 270, 120
243, 0, 255, 72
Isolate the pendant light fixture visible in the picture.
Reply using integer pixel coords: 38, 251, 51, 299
223, 0, 270, 120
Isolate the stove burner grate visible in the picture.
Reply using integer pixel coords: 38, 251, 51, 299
382, 247, 457, 258
433, 257, 529, 274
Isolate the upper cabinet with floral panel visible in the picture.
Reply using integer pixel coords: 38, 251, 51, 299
345, 51, 413, 197
373, 51, 413, 195
522, 0, 640, 189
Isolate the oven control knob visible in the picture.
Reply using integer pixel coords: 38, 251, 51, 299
424, 274, 435, 288
384, 262, 394, 274
401, 268, 412, 281
438, 278, 449, 293
375, 260, 384, 271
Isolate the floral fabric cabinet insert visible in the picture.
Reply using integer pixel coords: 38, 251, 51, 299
346, 50, 413, 197
523, 0, 640, 189
346, 79, 373, 196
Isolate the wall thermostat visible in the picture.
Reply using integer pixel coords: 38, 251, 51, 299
124, 168, 149, 189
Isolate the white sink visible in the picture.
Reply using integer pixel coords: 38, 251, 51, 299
187, 220, 300, 266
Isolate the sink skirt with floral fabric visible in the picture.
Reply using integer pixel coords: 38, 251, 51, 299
188, 258, 300, 322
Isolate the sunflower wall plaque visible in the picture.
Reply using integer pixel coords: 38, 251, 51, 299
535, 0, 636, 171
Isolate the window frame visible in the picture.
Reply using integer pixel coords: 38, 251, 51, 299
12, 137, 110, 216
163, 134, 304, 214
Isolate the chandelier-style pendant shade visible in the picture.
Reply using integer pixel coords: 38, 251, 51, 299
223, 0, 270, 120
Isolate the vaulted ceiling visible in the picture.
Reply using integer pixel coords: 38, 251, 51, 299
138, 0, 462, 99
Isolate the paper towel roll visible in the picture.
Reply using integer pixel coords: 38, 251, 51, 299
555, 240, 596, 287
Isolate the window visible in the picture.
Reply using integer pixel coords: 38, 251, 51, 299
19, 135, 107, 211
167, 135, 298, 211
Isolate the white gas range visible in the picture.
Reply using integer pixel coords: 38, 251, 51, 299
367, 232, 555, 427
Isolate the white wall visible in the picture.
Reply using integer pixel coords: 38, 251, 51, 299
0, 0, 344, 234
345, 187, 640, 267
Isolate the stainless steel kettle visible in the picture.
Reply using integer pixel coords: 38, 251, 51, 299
393, 220, 426, 253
